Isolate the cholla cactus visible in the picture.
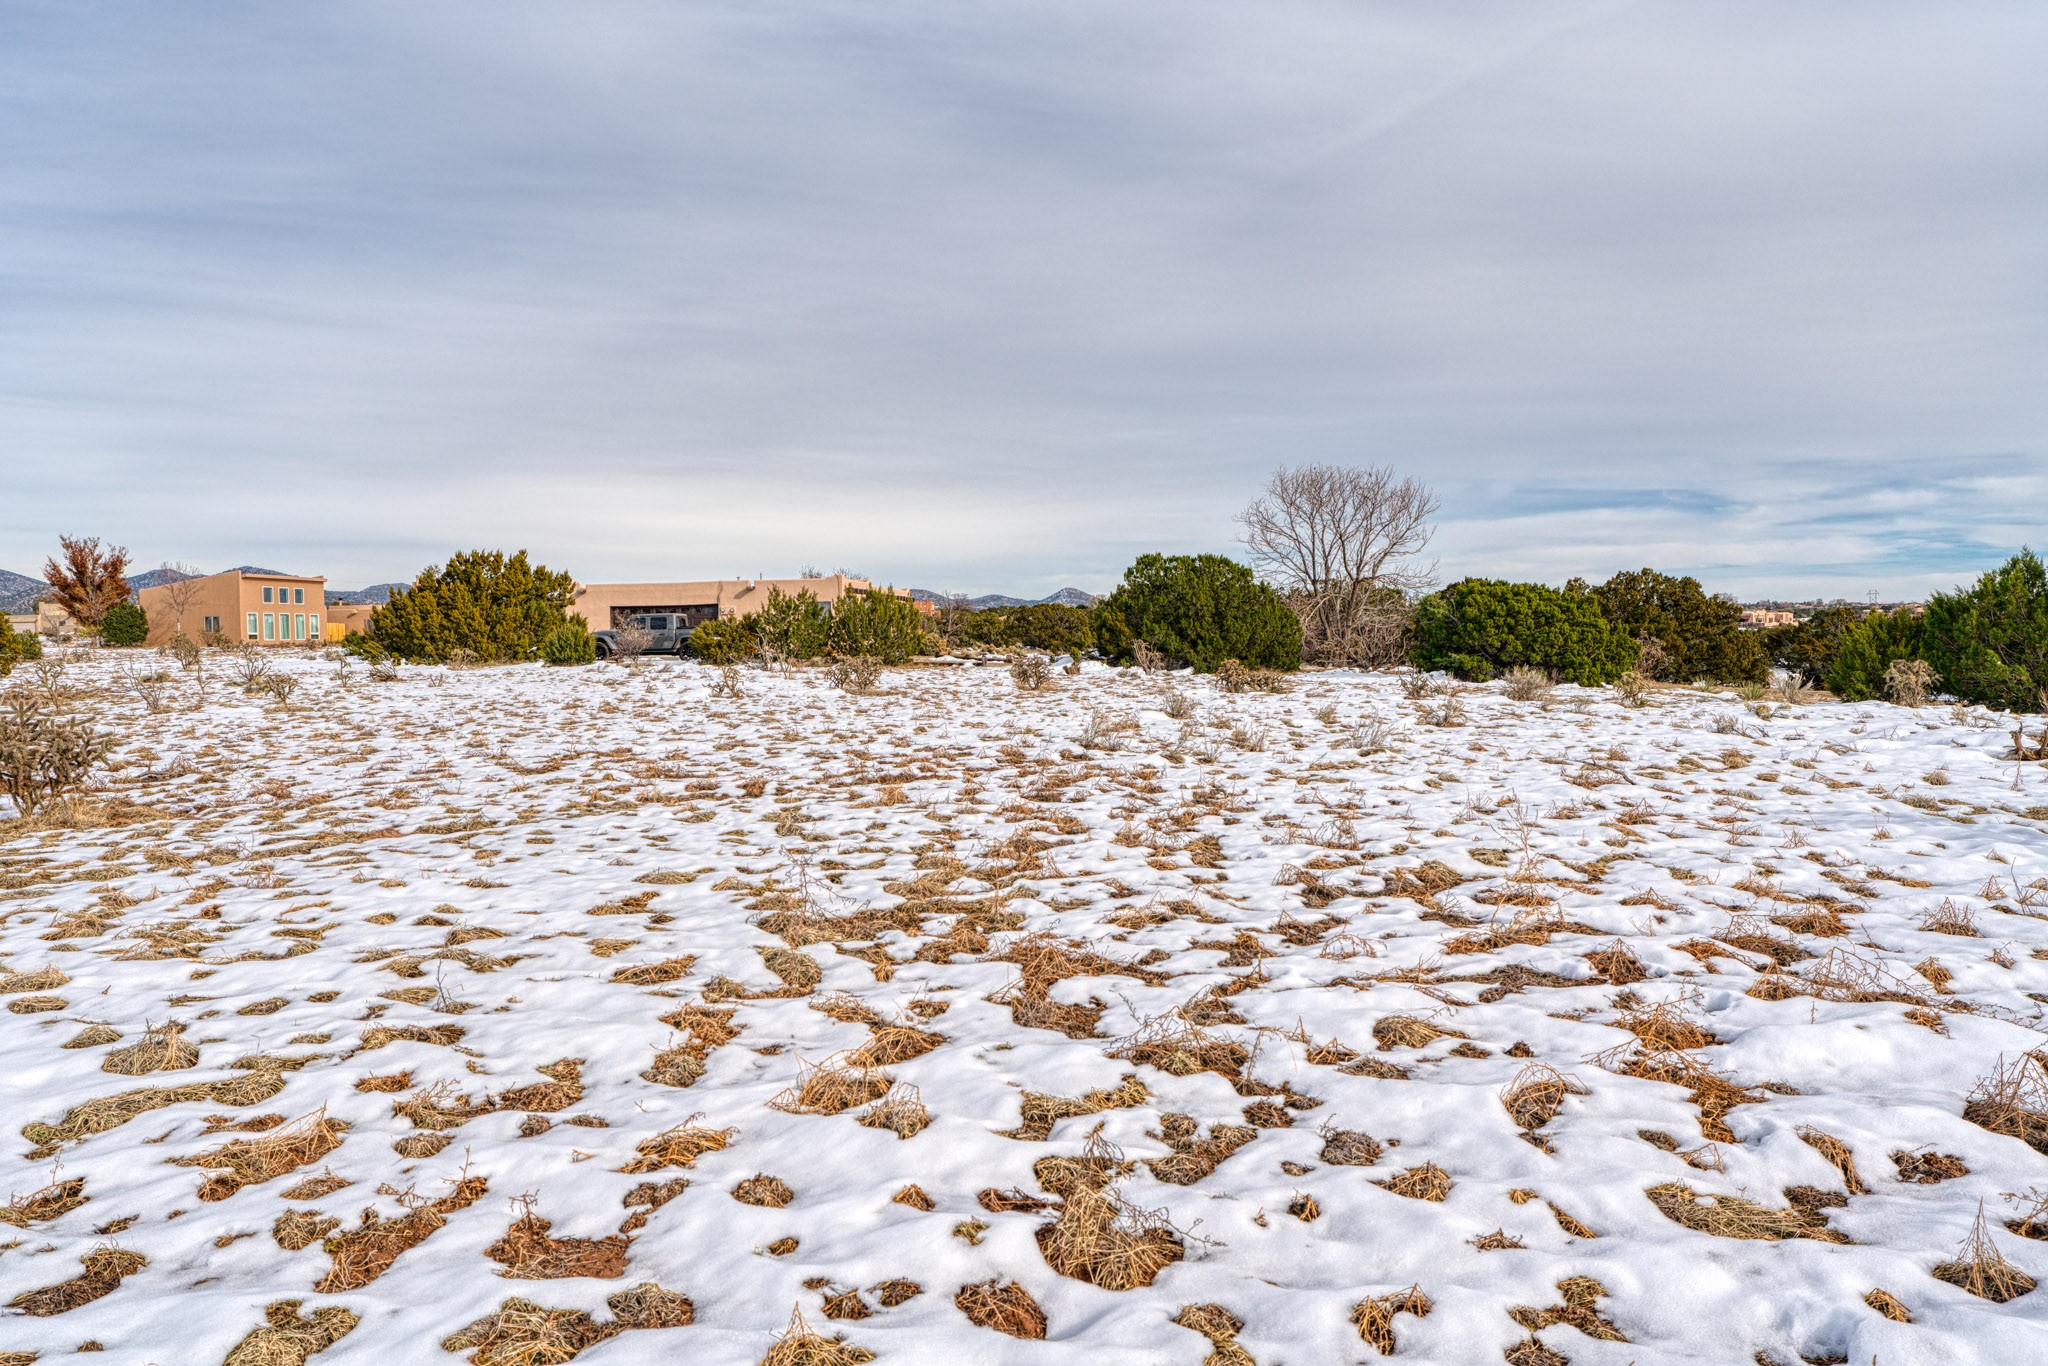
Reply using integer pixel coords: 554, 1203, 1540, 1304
0, 693, 112, 817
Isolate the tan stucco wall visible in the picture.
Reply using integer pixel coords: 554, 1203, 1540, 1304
568, 575, 904, 629
140, 571, 327, 646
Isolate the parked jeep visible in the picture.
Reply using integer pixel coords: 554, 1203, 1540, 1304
592, 612, 695, 659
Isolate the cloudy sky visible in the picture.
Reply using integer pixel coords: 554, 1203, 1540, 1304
2, 1, 2042, 598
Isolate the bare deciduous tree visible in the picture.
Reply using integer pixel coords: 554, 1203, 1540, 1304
42, 535, 132, 628
1238, 464, 1438, 668
153, 562, 205, 644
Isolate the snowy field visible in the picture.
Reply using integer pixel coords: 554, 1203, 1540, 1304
4, 652, 2048, 1365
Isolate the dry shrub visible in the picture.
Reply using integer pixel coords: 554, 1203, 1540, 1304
1501, 1064, 1587, 1132
831, 655, 883, 695
486, 1207, 631, 1279
6, 1247, 147, 1316
392, 1080, 495, 1131
100, 1020, 198, 1074
1508, 1275, 1625, 1341
1500, 666, 1554, 701
1350, 1285, 1432, 1355
1933, 1205, 2036, 1302
221, 1300, 361, 1366
619, 1118, 738, 1173
954, 1278, 1048, 1339
1863, 1288, 1912, 1322
1376, 1163, 1452, 1202
1884, 658, 1937, 706
1963, 1054, 2048, 1155
1796, 1126, 1869, 1195
0, 1177, 87, 1228
759, 1307, 876, 1366
175, 1108, 347, 1200
1918, 898, 1980, 937
767, 1053, 894, 1115
1372, 1014, 1464, 1050
1644, 1183, 1846, 1243
857, 1086, 931, 1140
316, 1176, 488, 1292
1009, 654, 1057, 692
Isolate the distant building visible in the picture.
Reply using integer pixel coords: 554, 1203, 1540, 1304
569, 574, 917, 630
137, 569, 327, 646
1738, 608, 1795, 630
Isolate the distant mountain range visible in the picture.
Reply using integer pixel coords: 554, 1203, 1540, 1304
325, 583, 406, 606
0, 569, 43, 614
908, 587, 1098, 610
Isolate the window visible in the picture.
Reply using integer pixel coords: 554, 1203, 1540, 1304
310, 616, 322, 640
294, 588, 305, 605
263, 613, 276, 641
246, 613, 259, 639
294, 613, 306, 640
202, 615, 221, 635
263, 586, 274, 603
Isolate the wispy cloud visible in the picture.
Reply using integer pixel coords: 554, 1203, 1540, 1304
1, 1, 2042, 596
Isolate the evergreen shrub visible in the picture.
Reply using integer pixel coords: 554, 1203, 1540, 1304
1091, 554, 1301, 673
1408, 579, 1637, 685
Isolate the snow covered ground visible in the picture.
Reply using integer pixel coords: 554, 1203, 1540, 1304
4, 652, 2048, 1365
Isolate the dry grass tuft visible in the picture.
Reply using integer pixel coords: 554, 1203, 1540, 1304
272, 1208, 341, 1251
61, 1022, 122, 1050
767, 1053, 894, 1116
280, 1172, 352, 1201
1932, 1204, 2037, 1302
6, 1247, 147, 1316
441, 1297, 616, 1365
1173, 1302, 1252, 1365
1036, 1178, 1184, 1291
1508, 1276, 1626, 1342
100, 1020, 199, 1075
758, 1307, 876, 1366
1350, 1285, 1432, 1355
1863, 1287, 1912, 1322
0, 1177, 87, 1228
1318, 1124, 1383, 1166
1919, 898, 1980, 937
1892, 1148, 1968, 1184
1796, 1125, 1869, 1195
1372, 1015, 1464, 1051
619, 1118, 738, 1173
221, 1300, 360, 1366
1963, 1054, 2048, 1155
1500, 1064, 1587, 1132
954, 1278, 1048, 1339
1644, 1182, 1846, 1243
174, 1108, 347, 1200
487, 1207, 631, 1280
1584, 939, 1649, 984
316, 1175, 488, 1292
857, 1085, 931, 1140
733, 1174, 796, 1208
1000, 1074, 1150, 1142
611, 956, 697, 986
1375, 1163, 1452, 1202
891, 1184, 935, 1211
1615, 1001, 1717, 1051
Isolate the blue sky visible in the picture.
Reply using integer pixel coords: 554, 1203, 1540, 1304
2, 1, 2042, 597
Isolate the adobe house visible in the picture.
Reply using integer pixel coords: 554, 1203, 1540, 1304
137, 570, 327, 646
569, 574, 915, 630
